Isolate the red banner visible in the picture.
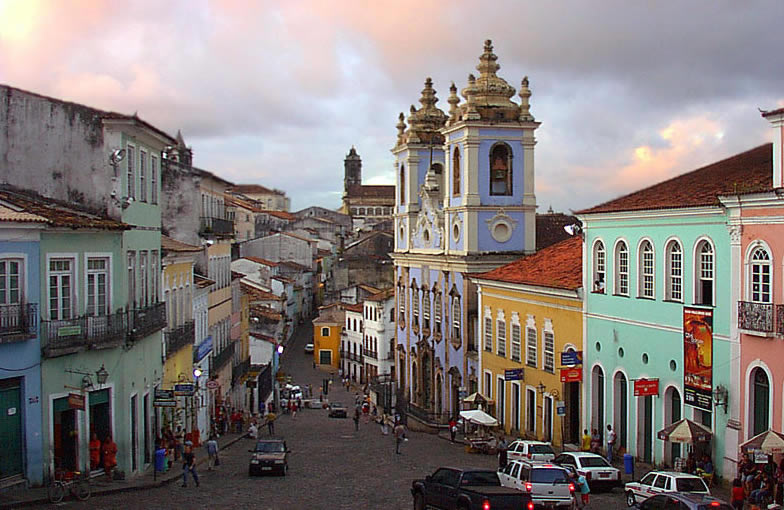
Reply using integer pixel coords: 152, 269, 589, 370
684, 307, 713, 411
560, 368, 582, 383
634, 378, 659, 397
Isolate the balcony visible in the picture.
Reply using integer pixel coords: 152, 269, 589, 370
232, 358, 251, 385
213, 342, 235, 371
41, 310, 126, 357
165, 321, 195, 359
738, 301, 775, 334
199, 216, 234, 236
362, 348, 378, 360
0, 303, 37, 343
778, 305, 784, 336
130, 302, 166, 340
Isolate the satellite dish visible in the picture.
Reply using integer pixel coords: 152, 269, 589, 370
110, 148, 126, 165
564, 224, 582, 236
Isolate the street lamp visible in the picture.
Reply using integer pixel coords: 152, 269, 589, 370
713, 384, 728, 413
96, 364, 109, 385
193, 368, 203, 379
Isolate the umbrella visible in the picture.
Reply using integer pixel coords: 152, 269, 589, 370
740, 429, 784, 454
462, 392, 488, 404
657, 418, 712, 443
459, 409, 499, 427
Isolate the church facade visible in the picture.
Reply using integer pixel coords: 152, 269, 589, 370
339, 147, 395, 222
393, 40, 540, 421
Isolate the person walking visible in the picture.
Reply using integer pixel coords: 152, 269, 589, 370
248, 421, 258, 439
498, 435, 509, 470
449, 417, 458, 443
205, 434, 219, 470
590, 428, 600, 454
353, 407, 360, 431
606, 424, 617, 464
573, 469, 590, 509
181, 441, 199, 487
581, 429, 591, 452
266, 411, 276, 435
394, 423, 406, 454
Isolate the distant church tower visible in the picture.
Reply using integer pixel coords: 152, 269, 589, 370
344, 146, 362, 191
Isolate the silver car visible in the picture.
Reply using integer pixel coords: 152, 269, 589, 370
498, 460, 575, 509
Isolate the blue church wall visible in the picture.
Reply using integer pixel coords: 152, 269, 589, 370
476, 210, 526, 252
448, 211, 465, 251
0, 239, 44, 485
477, 138, 525, 206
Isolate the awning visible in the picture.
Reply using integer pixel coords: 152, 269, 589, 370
740, 429, 784, 454
462, 392, 489, 404
459, 409, 499, 427
657, 418, 712, 443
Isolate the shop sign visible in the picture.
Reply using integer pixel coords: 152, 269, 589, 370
504, 368, 524, 381
560, 367, 582, 383
634, 378, 659, 397
560, 351, 583, 366
556, 401, 566, 416
153, 399, 177, 408
68, 393, 85, 411
155, 389, 174, 400
174, 383, 195, 396
195, 335, 213, 362
205, 380, 219, 390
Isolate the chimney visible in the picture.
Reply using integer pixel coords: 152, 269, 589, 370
763, 108, 784, 189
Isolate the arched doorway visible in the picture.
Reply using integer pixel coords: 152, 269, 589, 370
436, 374, 443, 416
591, 366, 605, 442
613, 372, 628, 453
422, 352, 432, 409
751, 368, 770, 437
664, 386, 682, 464
449, 367, 462, 419
411, 362, 418, 406
637, 393, 653, 463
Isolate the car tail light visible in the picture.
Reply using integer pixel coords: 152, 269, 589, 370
710, 503, 720, 507
483, 499, 491, 510
527, 502, 534, 510
569, 483, 576, 493
525, 482, 533, 492
527, 452, 532, 459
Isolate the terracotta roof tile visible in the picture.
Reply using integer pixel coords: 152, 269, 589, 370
0, 204, 48, 223
536, 213, 578, 251
279, 260, 311, 271
244, 256, 279, 267
229, 184, 285, 196
241, 282, 282, 301
577, 144, 773, 214
262, 210, 295, 221
161, 235, 201, 253
272, 275, 294, 284
0, 187, 128, 230
358, 284, 381, 294
343, 303, 364, 313
346, 184, 395, 199
367, 288, 394, 301
472, 236, 583, 290
194, 274, 215, 288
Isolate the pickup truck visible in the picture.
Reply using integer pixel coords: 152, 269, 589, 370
412, 467, 533, 510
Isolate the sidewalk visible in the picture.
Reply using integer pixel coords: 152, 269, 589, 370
0, 431, 248, 509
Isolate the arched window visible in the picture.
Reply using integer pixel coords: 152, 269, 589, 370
453, 146, 461, 196
750, 247, 772, 303
397, 282, 406, 326
489, 143, 512, 196
359, 207, 365, 215
399, 164, 405, 203
751, 368, 770, 436
452, 296, 461, 339
615, 241, 629, 296
639, 240, 654, 299
434, 291, 442, 334
411, 282, 419, 328
665, 240, 683, 301
592, 240, 606, 293
695, 240, 714, 306
422, 288, 431, 331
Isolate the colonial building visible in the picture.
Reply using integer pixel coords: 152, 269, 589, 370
339, 147, 395, 223
393, 41, 539, 424
228, 184, 290, 212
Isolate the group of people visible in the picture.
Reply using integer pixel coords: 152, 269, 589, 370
88, 432, 118, 479
581, 425, 617, 463
732, 453, 784, 508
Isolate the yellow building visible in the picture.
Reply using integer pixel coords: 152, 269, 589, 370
207, 241, 234, 409
471, 237, 583, 448
312, 304, 344, 370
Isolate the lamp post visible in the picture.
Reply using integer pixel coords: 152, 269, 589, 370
712, 384, 728, 413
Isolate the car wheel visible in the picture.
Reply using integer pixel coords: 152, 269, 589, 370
626, 491, 636, 507
413, 492, 425, 510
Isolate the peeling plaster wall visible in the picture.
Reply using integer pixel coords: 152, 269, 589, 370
161, 162, 202, 246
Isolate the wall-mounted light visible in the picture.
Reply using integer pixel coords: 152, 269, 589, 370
713, 384, 728, 413
193, 368, 203, 379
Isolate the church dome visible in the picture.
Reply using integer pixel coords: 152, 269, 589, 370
402, 77, 447, 145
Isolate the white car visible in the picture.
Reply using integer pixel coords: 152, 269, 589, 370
507, 440, 556, 462
554, 452, 621, 490
304, 343, 314, 353
498, 460, 574, 509
625, 471, 709, 507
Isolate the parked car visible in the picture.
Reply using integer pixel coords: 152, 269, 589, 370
412, 467, 533, 510
507, 440, 556, 462
634, 493, 731, 510
328, 402, 347, 418
304, 343, 314, 353
625, 471, 710, 507
554, 452, 621, 490
498, 460, 574, 509
248, 439, 289, 476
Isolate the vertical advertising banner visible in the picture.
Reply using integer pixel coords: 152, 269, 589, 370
683, 307, 713, 411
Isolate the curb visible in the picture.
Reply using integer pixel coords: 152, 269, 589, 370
0, 434, 248, 509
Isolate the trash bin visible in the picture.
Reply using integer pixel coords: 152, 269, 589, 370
624, 453, 634, 476
155, 447, 167, 472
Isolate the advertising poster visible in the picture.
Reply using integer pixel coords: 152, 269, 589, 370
683, 307, 713, 411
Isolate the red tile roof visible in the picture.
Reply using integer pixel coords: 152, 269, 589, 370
762, 107, 784, 118
279, 260, 311, 272
577, 144, 773, 214
346, 184, 395, 199
244, 256, 279, 267
343, 303, 363, 313
536, 213, 578, 251
367, 288, 394, 302
261, 210, 295, 221
194, 274, 215, 288
161, 235, 201, 253
0, 204, 48, 223
0, 187, 128, 230
241, 282, 282, 301
471, 236, 583, 291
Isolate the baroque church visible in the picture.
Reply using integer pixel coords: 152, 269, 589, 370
393, 40, 540, 420
339, 147, 395, 223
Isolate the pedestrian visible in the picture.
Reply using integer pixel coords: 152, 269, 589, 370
581, 429, 591, 452
205, 434, 219, 470
449, 417, 458, 443
353, 407, 360, 431
731, 478, 745, 510
498, 435, 508, 469
102, 434, 118, 480
89, 432, 102, 471
381, 415, 390, 435
590, 428, 600, 454
290, 399, 297, 420
266, 412, 276, 435
248, 422, 258, 439
181, 441, 199, 487
574, 469, 590, 509
394, 423, 407, 454
606, 424, 616, 464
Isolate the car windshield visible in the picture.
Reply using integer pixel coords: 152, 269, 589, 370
461, 471, 501, 486
255, 442, 285, 453
531, 445, 555, 454
530, 468, 569, 484
676, 478, 708, 492
331, 403, 344, 408
580, 457, 612, 468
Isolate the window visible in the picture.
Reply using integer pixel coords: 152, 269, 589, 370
615, 241, 629, 296
150, 155, 158, 204
526, 326, 537, 367
484, 314, 493, 351
750, 247, 772, 303
434, 292, 442, 333
593, 241, 605, 293
399, 164, 405, 204
128, 251, 136, 308
127, 145, 135, 200
412, 283, 419, 328
489, 143, 512, 195
398, 284, 405, 325
511, 320, 521, 362
49, 259, 73, 320
151, 250, 159, 303
639, 240, 654, 298
453, 146, 461, 196
497, 378, 505, 426
497, 313, 506, 357
543, 330, 554, 373
452, 296, 461, 339
139, 251, 148, 307
86, 257, 109, 316
139, 150, 147, 202
422, 289, 430, 330
695, 241, 714, 306
0, 259, 22, 304
484, 371, 492, 399
665, 241, 682, 301
321, 327, 329, 337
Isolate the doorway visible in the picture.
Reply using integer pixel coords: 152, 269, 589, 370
0, 379, 23, 478
637, 395, 653, 463
130, 395, 138, 472
591, 366, 605, 442
614, 372, 628, 451
53, 398, 78, 472
565, 382, 580, 444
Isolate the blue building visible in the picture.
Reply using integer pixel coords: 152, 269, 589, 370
0, 204, 45, 486
393, 41, 540, 423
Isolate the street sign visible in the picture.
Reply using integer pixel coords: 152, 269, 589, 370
556, 400, 566, 416
560, 367, 582, 383
174, 383, 195, 396
153, 399, 177, 408
504, 368, 524, 381
205, 380, 219, 390
155, 389, 174, 400
634, 378, 659, 397
561, 351, 583, 366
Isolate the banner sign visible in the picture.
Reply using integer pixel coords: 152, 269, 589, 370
560, 351, 583, 366
195, 335, 213, 362
154, 389, 174, 400
153, 399, 177, 408
683, 307, 713, 411
560, 367, 582, 383
634, 378, 659, 397
68, 393, 85, 411
504, 368, 524, 381
174, 383, 195, 396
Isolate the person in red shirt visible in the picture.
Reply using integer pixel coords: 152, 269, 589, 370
89, 433, 101, 470
103, 435, 118, 480
731, 477, 745, 510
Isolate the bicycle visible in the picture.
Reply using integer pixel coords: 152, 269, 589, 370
47, 469, 91, 503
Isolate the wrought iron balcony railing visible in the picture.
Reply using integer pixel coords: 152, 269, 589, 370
199, 216, 234, 236
232, 358, 251, 384
362, 348, 378, 360
0, 303, 37, 342
778, 305, 784, 336
738, 301, 774, 334
213, 342, 235, 371
130, 302, 166, 340
41, 310, 126, 357
165, 321, 195, 359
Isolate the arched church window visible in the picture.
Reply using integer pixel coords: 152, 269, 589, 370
453, 147, 461, 196
400, 164, 405, 204
489, 143, 512, 196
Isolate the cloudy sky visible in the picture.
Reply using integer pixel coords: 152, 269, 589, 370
2, 0, 782, 213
